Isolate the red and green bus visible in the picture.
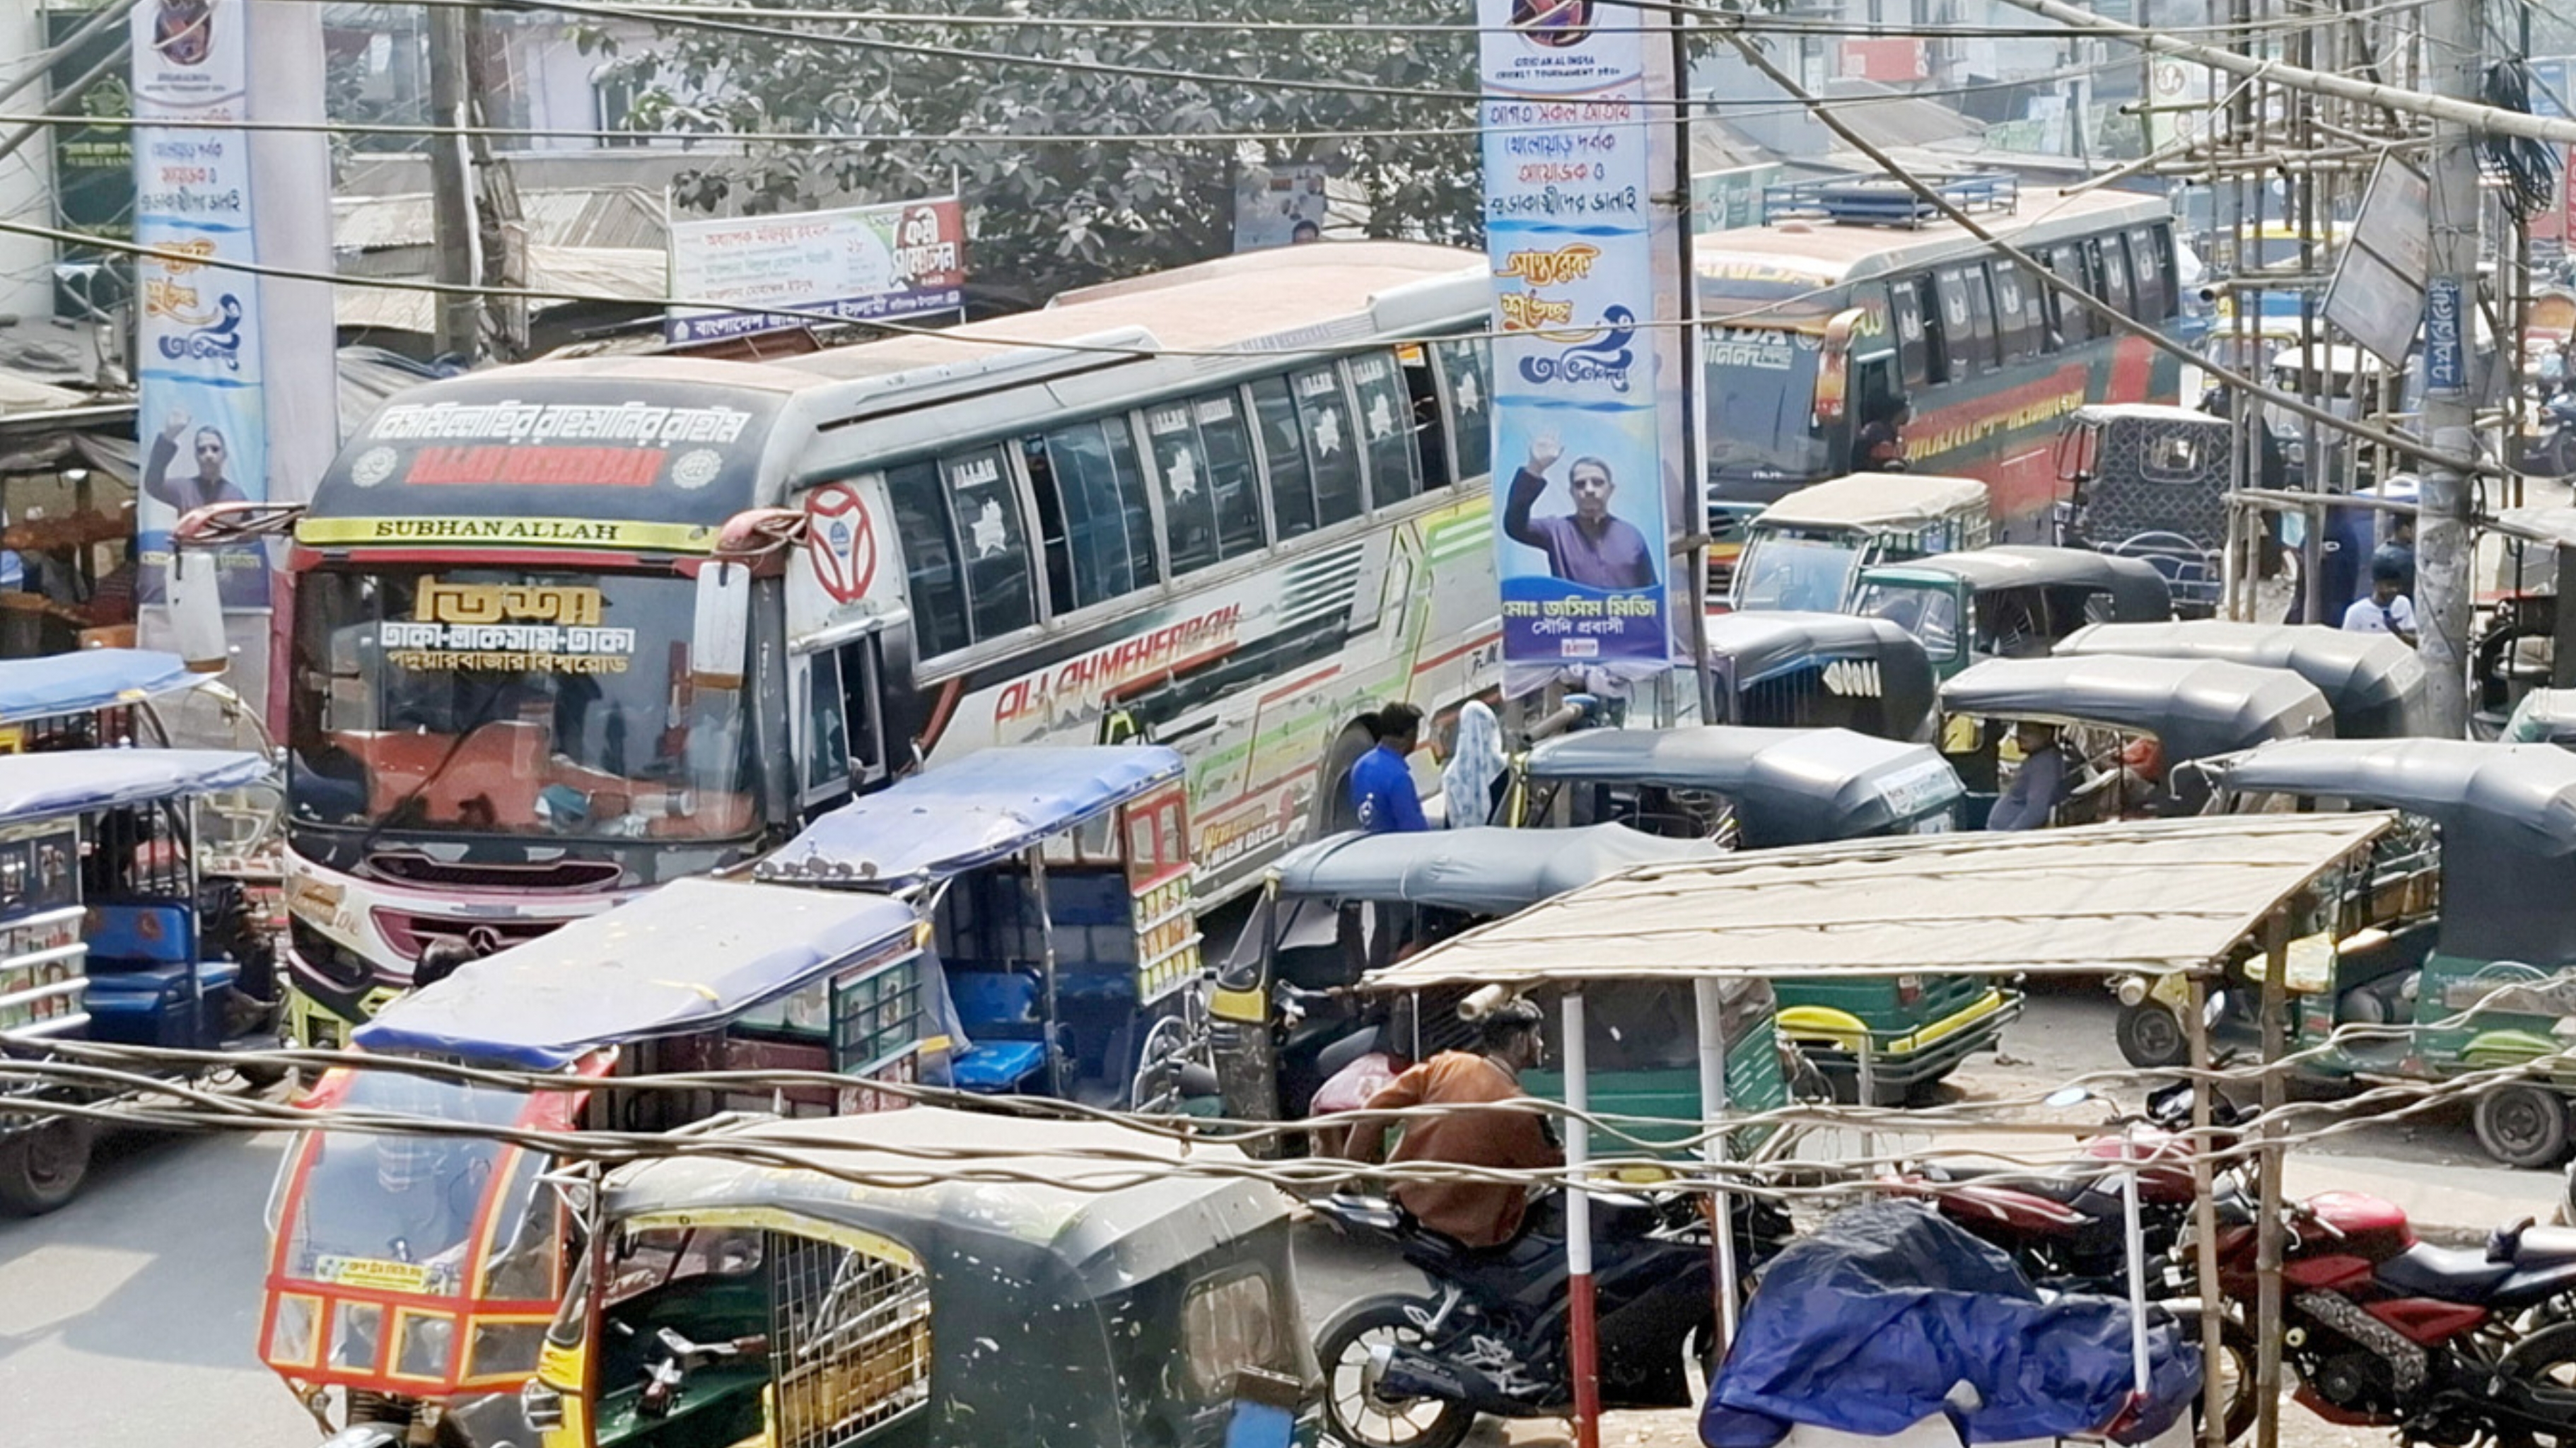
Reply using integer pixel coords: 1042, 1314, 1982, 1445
1699, 175, 2188, 544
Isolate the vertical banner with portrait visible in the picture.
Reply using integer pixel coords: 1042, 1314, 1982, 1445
130, 0, 272, 610
1481, 0, 1682, 696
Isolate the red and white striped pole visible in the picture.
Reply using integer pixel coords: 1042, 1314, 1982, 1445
1562, 988, 1602, 1448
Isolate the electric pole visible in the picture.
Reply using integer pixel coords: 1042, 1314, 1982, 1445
2418, 0, 2485, 735
427, 3, 482, 361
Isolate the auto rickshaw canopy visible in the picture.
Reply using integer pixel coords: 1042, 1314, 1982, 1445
754, 745, 1184, 891
1700, 609, 1937, 737
1521, 725, 1963, 846
0, 747, 272, 820
1940, 655, 2335, 766
2210, 739, 2576, 856
1271, 823, 1721, 916
351, 877, 923, 1069
1361, 814, 2391, 988
2056, 620, 2430, 739
1885, 545, 2174, 624
0, 648, 202, 724
2505, 687, 2576, 746
1752, 474, 1991, 532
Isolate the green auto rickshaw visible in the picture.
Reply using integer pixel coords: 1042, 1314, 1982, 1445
1851, 546, 2173, 682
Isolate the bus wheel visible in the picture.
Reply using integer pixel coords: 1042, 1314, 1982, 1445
0, 1115, 95, 1217
2114, 1003, 2189, 1070
2476, 1085, 2572, 1169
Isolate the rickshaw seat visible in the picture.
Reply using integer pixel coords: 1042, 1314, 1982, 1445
85, 900, 192, 969
81, 959, 236, 1046
951, 1041, 1049, 1093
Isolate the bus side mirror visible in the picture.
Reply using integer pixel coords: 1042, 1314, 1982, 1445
691, 560, 751, 691
168, 546, 230, 674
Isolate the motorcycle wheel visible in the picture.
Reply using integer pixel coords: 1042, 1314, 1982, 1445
1315, 1296, 1477, 1448
2476, 1085, 2572, 1170
2115, 1003, 2191, 1070
2493, 1320, 2576, 1447
2203, 1314, 2259, 1447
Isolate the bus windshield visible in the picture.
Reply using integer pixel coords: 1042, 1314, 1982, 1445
1705, 327, 1831, 484
1735, 533, 1864, 612
289, 568, 756, 841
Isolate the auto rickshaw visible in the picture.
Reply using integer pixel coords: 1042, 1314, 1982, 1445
519, 1106, 1319, 1448
2503, 687, 2576, 747
1851, 546, 2174, 681
1937, 655, 2335, 827
1728, 474, 1992, 614
752, 746, 1205, 1110
1213, 822, 1790, 1137
256, 878, 940, 1446
2052, 403, 2233, 615
1700, 609, 1937, 740
2054, 619, 2432, 739
2184, 739, 2576, 1168
1506, 725, 2017, 1104
0, 747, 282, 1213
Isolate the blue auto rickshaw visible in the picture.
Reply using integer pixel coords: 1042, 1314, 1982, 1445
755, 746, 1207, 1109
0, 747, 281, 1213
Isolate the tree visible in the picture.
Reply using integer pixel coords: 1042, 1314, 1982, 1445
586, 0, 1480, 303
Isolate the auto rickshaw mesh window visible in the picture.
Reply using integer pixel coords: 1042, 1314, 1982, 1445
769, 1230, 932, 1447
830, 954, 924, 1073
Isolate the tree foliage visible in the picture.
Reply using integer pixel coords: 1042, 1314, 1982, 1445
588, 1, 1480, 304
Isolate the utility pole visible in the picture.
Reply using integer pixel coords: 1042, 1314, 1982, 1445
427, 4, 482, 362
2418, 0, 2485, 735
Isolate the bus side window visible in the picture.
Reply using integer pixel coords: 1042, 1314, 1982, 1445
1351, 352, 1423, 508
940, 448, 1036, 641
2132, 226, 2175, 320
1196, 391, 1269, 559
1435, 339, 1493, 483
1146, 402, 1221, 575
1040, 418, 1161, 611
1890, 280, 1931, 388
1293, 365, 1366, 528
1933, 269, 1975, 379
1251, 375, 1317, 541
1993, 264, 2035, 363
2047, 245, 2094, 346
1961, 265, 2000, 373
1397, 346, 1452, 494
2092, 236, 2135, 321
883, 461, 968, 659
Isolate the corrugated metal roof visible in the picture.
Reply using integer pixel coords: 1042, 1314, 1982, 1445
332, 187, 668, 252
334, 245, 667, 335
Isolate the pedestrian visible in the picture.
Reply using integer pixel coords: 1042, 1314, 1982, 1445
2341, 558, 2419, 646
1347, 702, 1429, 833
2372, 513, 2416, 597
1441, 699, 1506, 829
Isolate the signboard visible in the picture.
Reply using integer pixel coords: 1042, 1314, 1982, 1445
383, 579, 637, 676
1234, 162, 1330, 250
665, 197, 967, 344
130, 0, 271, 610
1693, 163, 1782, 231
1481, 0, 1677, 691
46, 6, 134, 317
2424, 274, 2466, 397
2324, 157, 2430, 368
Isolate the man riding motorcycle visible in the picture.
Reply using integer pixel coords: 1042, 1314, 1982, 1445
1341, 988, 1561, 1247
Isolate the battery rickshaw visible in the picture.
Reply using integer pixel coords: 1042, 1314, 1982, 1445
256, 878, 937, 1445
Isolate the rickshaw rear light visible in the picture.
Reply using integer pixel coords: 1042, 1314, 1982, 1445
1896, 974, 1923, 1005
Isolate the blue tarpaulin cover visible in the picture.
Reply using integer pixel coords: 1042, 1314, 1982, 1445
1703, 1201, 2201, 1448
0, 748, 270, 824
0, 649, 199, 723
754, 746, 1185, 891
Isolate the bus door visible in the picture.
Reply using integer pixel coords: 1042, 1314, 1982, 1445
794, 631, 893, 819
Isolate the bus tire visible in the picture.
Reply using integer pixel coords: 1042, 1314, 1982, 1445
2475, 1084, 2572, 1169
0, 1115, 95, 1217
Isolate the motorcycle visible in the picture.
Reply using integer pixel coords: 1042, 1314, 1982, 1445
1311, 1186, 1793, 1448
2194, 1182, 2576, 1444
2530, 388, 2576, 478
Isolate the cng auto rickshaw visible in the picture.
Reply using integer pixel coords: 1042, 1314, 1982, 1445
1852, 546, 2174, 681
520, 1106, 1319, 1448
1937, 655, 2335, 827
1700, 609, 1937, 740
752, 746, 1206, 1110
2187, 739, 2576, 1168
1728, 474, 1993, 614
1214, 822, 1792, 1140
2505, 687, 2576, 747
1508, 725, 2020, 1103
2053, 403, 2234, 614
257, 878, 939, 1446
2054, 620, 2432, 739
0, 747, 283, 1213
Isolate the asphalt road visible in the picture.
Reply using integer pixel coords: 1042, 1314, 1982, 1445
2, 982, 2560, 1447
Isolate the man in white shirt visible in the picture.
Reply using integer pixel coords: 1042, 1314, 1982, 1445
2341, 560, 2418, 646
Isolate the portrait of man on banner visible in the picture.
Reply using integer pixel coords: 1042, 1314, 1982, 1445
1493, 409, 1669, 669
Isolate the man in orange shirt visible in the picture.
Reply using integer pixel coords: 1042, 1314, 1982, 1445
1343, 993, 1563, 1247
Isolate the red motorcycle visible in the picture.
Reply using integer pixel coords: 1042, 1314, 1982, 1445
2199, 1186, 2576, 1444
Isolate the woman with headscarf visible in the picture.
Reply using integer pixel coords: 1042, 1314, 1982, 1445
1442, 700, 1506, 828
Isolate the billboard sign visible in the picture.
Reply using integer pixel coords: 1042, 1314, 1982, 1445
665, 197, 967, 344
1481, 0, 1677, 691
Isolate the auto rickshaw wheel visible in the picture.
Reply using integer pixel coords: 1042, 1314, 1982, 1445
1315, 1295, 1476, 1448
0, 1114, 95, 1217
2475, 1084, 2573, 1169
2114, 1003, 2190, 1070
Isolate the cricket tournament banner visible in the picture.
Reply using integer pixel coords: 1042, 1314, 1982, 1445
131, 0, 271, 609
1481, 0, 1677, 694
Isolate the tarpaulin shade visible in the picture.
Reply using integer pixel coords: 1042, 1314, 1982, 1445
0, 748, 270, 822
0, 649, 200, 724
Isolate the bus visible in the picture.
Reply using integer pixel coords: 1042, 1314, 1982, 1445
1698, 173, 2189, 543
214, 243, 1505, 1043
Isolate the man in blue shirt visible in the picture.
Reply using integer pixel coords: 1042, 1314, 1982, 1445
1348, 702, 1430, 833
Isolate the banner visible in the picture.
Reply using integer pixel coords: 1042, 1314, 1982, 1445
130, 0, 270, 609
1482, 0, 1676, 691
666, 197, 967, 343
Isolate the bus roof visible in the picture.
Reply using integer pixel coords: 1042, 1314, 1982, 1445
1694, 188, 2172, 301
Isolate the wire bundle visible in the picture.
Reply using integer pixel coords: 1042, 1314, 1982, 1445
2480, 58, 2560, 220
